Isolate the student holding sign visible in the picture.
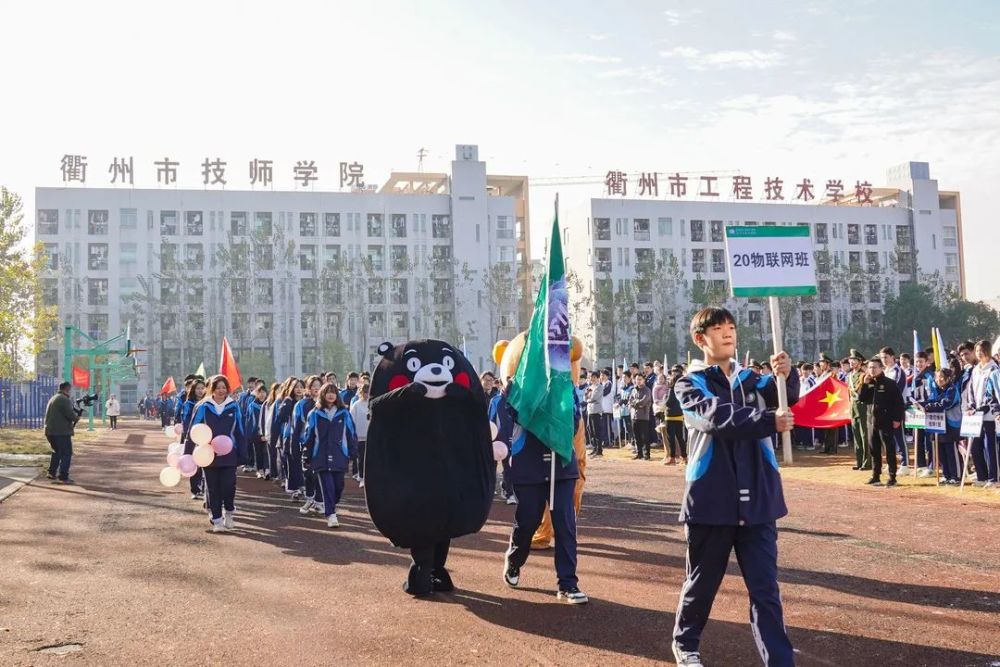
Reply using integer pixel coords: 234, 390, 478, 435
858, 357, 906, 487
920, 369, 963, 485
967, 340, 999, 487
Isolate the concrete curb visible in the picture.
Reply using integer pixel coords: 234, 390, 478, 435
0, 467, 41, 504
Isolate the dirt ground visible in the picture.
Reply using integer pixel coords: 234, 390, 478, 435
1, 421, 999, 666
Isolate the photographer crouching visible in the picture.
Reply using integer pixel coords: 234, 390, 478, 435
44, 382, 86, 484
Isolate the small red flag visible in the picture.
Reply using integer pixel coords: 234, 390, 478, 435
791, 375, 852, 428
219, 337, 242, 391
71, 365, 90, 388
160, 376, 176, 395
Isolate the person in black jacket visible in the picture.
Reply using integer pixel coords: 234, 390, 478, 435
858, 357, 906, 487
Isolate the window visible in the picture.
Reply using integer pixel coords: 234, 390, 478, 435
432, 215, 452, 239
120, 208, 137, 230
43, 278, 59, 304
367, 214, 384, 237
945, 253, 958, 275
495, 215, 513, 239
368, 312, 386, 335
160, 243, 179, 271
691, 249, 706, 273
847, 224, 859, 245
88, 210, 109, 235
256, 313, 273, 338
431, 245, 451, 270
324, 213, 341, 236
866, 251, 879, 273
499, 246, 514, 263
38, 209, 59, 234
368, 245, 384, 271
185, 211, 203, 236
323, 244, 341, 267
850, 281, 863, 303
801, 310, 815, 333
391, 214, 407, 238
594, 217, 611, 241
368, 279, 384, 304
865, 224, 877, 245
815, 223, 828, 244
87, 243, 108, 270
943, 226, 957, 247
299, 244, 316, 271
896, 251, 914, 274
635, 279, 652, 304
868, 280, 880, 303
595, 248, 611, 272
815, 251, 830, 274
657, 217, 672, 236
256, 278, 273, 305
690, 219, 704, 242
634, 248, 653, 271
255, 212, 273, 236
184, 243, 204, 270
230, 280, 248, 302
710, 220, 724, 243
711, 249, 725, 273
231, 212, 248, 236
188, 279, 204, 306
851, 309, 866, 327
321, 278, 343, 305
43, 243, 58, 270
819, 310, 832, 329
255, 245, 273, 270
633, 218, 650, 241
88, 278, 108, 306
300, 278, 317, 305
433, 279, 452, 305
300, 212, 317, 236
391, 312, 409, 338
323, 312, 341, 335
161, 211, 178, 235
848, 251, 861, 272
896, 225, 911, 247
818, 280, 831, 303
391, 245, 408, 271
300, 312, 316, 339
88, 314, 109, 340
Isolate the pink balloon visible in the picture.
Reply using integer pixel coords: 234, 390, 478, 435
492, 441, 508, 462
210, 434, 233, 456
173, 423, 183, 436
167, 452, 181, 468
177, 454, 198, 477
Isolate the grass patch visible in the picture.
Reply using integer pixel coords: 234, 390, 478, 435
0, 426, 104, 455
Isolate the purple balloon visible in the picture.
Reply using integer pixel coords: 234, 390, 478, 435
177, 454, 198, 477
166, 452, 181, 468
210, 434, 233, 456
173, 423, 183, 436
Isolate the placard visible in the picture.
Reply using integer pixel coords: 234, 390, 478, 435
904, 407, 925, 430
924, 412, 946, 434
724, 226, 818, 297
960, 413, 984, 439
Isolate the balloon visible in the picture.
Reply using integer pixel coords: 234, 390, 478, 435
190, 423, 213, 447
178, 455, 198, 477
167, 452, 181, 468
211, 435, 233, 456
167, 442, 184, 456
492, 441, 508, 462
490, 422, 499, 440
159, 466, 182, 487
192, 445, 215, 467
173, 423, 183, 436
163, 426, 174, 438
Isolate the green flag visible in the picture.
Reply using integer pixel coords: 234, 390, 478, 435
506, 211, 575, 464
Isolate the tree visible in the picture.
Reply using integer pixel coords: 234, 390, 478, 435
483, 262, 518, 343
0, 188, 57, 378
319, 338, 354, 377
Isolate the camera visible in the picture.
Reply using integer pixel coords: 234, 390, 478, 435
74, 393, 100, 414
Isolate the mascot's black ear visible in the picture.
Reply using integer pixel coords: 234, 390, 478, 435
377, 342, 394, 358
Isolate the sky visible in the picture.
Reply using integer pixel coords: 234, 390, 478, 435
2, 0, 998, 300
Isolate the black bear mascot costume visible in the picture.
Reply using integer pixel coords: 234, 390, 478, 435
365, 339, 495, 597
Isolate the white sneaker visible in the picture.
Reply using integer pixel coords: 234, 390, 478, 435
299, 499, 316, 515
224, 512, 235, 530
212, 519, 227, 533
672, 642, 704, 667
289, 489, 303, 501
326, 513, 339, 528
917, 467, 933, 478
897, 465, 910, 476
358, 479, 365, 488
506, 494, 518, 505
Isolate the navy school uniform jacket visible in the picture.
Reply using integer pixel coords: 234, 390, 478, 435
173, 389, 187, 424
676, 361, 800, 526
492, 386, 580, 486
290, 397, 315, 450
245, 398, 263, 441
300, 406, 358, 473
189, 397, 247, 468
180, 398, 199, 446
920, 382, 962, 441
273, 397, 296, 448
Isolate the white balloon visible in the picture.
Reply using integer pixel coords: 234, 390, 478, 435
492, 441, 508, 462
190, 423, 213, 447
167, 442, 184, 457
159, 466, 182, 487
192, 444, 215, 467
490, 422, 499, 440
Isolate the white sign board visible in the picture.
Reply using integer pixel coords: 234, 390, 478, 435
904, 407, 925, 430
724, 226, 818, 297
961, 413, 984, 439
924, 412, 946, 434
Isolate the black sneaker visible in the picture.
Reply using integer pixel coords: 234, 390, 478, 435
46, 473, 56, 480
851, 466, 861, 471
57, 478, 75, 485
866, 477, 882, 486
886, 477, 897, 487
556, 587, 589, 604
503, 553, 520, 587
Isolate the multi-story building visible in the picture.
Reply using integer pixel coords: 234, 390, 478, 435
35, 145, 530, 404
565, 161, 964, 366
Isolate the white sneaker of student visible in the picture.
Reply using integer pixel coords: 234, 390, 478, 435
506, 494, 518, 505
212, 519, 227, 533
897, 465, 910, 476
326, 513, 339, 528
224, 512, 235, 530
917, 467, 933, 478
358, 479, 365, 488
299, 498, 316, 515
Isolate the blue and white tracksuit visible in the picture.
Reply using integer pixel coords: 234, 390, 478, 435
300, 407, 358, 517
189, 397, 247, 523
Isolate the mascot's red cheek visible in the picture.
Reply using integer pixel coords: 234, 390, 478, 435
454, 372, 471, 388
388, 374, 411, 391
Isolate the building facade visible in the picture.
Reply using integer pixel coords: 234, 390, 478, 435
36, 145, 530, 403
565, 162, 964, 366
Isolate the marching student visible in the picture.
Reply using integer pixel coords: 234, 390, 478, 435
671, 307, 798, 667
968, 339, 999, 487
275, 377, 305, 498
340, 372, 360, 406
190, 374, 247, 532
181, 378, 207, 499
349, 382, 371, 486
261, 382, 281, 481
295, 375, 325, 514
247, 382, 268, 479
238, 376, 259, 472
173, 375, 196, 425
663, 366, 687, 465
919, 368, 962, 485
301, 382, 358, 528
909, 351, 936, 477
859, 356, 906, 487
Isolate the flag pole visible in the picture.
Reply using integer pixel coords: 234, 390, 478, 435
768, 297, 793, 464
550, 192, 559, 510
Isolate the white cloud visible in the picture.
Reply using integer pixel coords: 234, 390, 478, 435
558, 52, 622, 64
663, 10, 683, 25
588, 33, 607, 41
597, 66, 673, 88
660, 47, 785, 70
772, 30, 797, 43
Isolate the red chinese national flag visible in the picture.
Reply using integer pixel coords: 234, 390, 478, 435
71, 365, 90, 388
219, 337, 242, 391
791, 375, 852, 428
160, 376, 176, 395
